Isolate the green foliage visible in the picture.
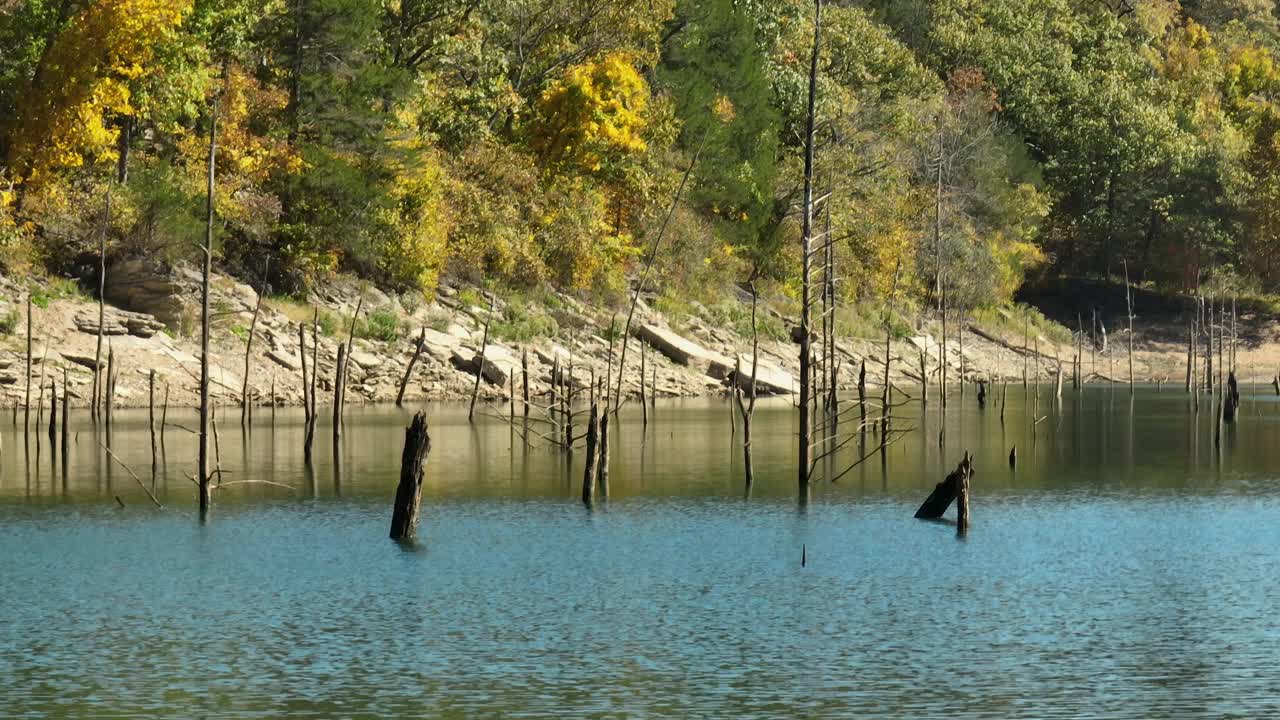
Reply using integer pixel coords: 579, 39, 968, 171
490, 295, 559, 342
10, 0, 1280, 317
0, 307, 18, 335
357, 308, 401, 342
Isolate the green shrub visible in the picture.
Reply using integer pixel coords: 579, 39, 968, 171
0, 308, 18, 335
491, 296, 558, 342
357, 308, 401, 342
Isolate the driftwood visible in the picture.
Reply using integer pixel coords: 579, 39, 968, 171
389, 411, 431, 541
914, 452, 975, 525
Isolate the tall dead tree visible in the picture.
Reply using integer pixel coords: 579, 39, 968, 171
24, 293, 32, 432
468, 296, 494, 423
396, 327, 426, 407
797, 0, 822, 499
735, 283, 761, 489
1123, 259, 1134, 392
92, 190, 109, 422
241, 260, 267, 426
198, 101, 217, 521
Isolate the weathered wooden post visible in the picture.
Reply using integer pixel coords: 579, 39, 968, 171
389, 411, 431, 541
581, 400, 599, 506
977, 380, 986, 409
1124, 259, 1135, 393
1009, 445, 1016, 468
396, 327, 426, 408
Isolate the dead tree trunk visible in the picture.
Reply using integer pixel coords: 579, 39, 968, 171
105, 345, 115, 429
198, 101, 217, 521
596, 397, 610, 498
333, 344, 346, 441
797, 0, 822, 500
1124, 259, 1134, 392
149, 369, 157, 464
339, 296, 363, 428
61, 368, 69, 465
93, 190, 109, 422
913, 452, 974, 522
468, 296, 494, 423
389, 411, 431, 541
47, 378, 56, 445
581, 400, 600, 506
24, 293, 32, 432
1186, 319, 1193, 392
396, 326, 426, 407
1225, 370, 1240, 423
640, 343, 648, 427
240, 263, 266, 427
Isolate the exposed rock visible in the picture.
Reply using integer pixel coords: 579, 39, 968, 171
636, 323, 716, 366
74, 308, 165, 338
267, 348, 301, 371
104, 259, 258, 330
349, 350, 382, 370
60, 352, 105, 371
707, 354, 796, 395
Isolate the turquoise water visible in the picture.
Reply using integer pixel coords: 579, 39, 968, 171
3, 388, 1280, 717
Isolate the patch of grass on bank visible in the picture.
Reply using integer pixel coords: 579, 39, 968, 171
836, 301, 918, 341
972, 303, 1072, 346
491, 292, 559, 342
357, 308, 401, 342
29, 276, 85, 308
0, 308, 18, 335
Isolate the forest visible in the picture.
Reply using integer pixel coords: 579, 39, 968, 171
3, 0, 1280, 312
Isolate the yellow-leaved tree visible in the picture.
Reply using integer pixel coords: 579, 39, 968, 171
530, 52, 649, 174
6, 0, 191, 185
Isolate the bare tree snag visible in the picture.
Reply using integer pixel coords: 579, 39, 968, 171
582, 400, 600, 506
105, 345, 115, 429
93, 189, 109, 422
333, 344, 346, 441
797, 0, 822, 500
914, 452, 974, 523
469, 296, 494, 423
397, 327, 426, 407
389, 411, 431, 541
199, 100, 217, 521
241, 260, 267, 427
24, 292, 32, 432
1123, 259, 1134, 393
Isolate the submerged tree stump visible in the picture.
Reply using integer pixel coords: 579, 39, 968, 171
1225, 370, 1240, 423
389, 411, 432, 541
914, 452, 975, 523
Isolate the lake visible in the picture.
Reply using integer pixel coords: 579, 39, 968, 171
3, 386, 1280, 718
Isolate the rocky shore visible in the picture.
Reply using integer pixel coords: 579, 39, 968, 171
0, 263, 1259, 413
